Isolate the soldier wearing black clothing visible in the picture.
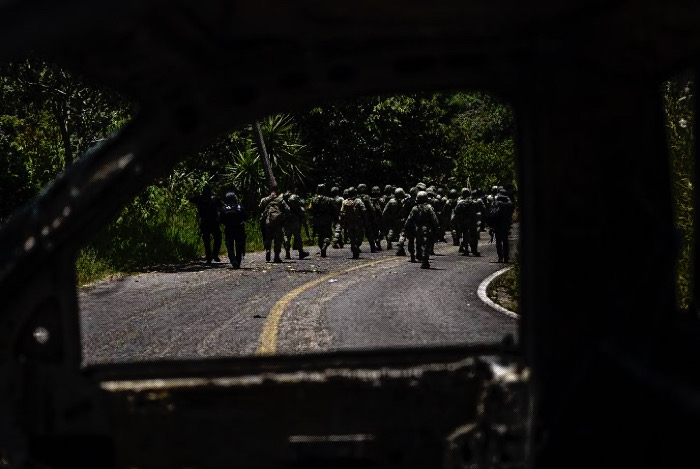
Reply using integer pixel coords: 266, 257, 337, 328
493, 189, 515, 263
219, 192, 247, 269
189, 184, 222, 263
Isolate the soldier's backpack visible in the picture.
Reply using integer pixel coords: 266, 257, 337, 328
265, 197, 287, 228
483, 202, 501, 228
221, 204, 245, 227
341, 198, 360, 225
453, 198, 473, 220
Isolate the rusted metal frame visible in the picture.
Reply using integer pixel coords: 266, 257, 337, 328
692, 66, 700, 319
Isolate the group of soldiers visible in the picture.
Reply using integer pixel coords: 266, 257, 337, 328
188, 185, 248, 269
253, 181, 515, 269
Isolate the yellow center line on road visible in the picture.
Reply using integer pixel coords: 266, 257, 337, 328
256, 256, 404, 355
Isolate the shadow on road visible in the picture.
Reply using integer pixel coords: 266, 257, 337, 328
137, 261, 231, 274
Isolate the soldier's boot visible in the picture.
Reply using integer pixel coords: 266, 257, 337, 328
351, 246, 360, 259
387, 241, 392, 250
285, 248, 291, 260
273, 253, 283, 263
369, 243, 376, 253
410, 253, 416, 263
472, 251, 481, 257
299, 250, 310, 260
396, 247, 406, 256
320, 247, 327, 258
421, 259, 430, 269
332, 243, 340, 249
265, 251, 271, 262
416, 252, 423, 261
458, 244, 465, 253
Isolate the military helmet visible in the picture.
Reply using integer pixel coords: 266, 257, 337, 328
394, 187, 406, 198
416, 191, 429, 203
317, 183, 326, 194
491, 185, 499, 194
357, 183, 368, 193
462, 188, 471, 198
371, 185, 381, 196
409, 186, 418, 198
330, 186, 340, 196
426, 186, 435, 196
449, 188, 458, 198
343, 188, 349, 197
225, 192, 238, 204
437, 187, 444, 195
384, 184, 393, 195
347, 186, 357, 197
416, 182, 427, 191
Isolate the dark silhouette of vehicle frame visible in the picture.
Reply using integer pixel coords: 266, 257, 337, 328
1, 1, 699, 467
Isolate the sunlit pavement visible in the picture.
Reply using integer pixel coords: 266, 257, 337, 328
79, 228, 519, 366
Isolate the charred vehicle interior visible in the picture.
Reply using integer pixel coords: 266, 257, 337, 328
1, 0, 700, 467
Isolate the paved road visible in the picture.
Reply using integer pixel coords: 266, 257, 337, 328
79, 230, 518, 367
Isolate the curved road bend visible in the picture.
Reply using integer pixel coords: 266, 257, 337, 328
79, 230, 518, 366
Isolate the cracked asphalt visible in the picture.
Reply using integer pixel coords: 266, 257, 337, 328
79, 229, 519, 367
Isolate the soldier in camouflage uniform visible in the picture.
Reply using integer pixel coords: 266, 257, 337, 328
395, 186, 417, 261
330, 186, 345, 249
334, 186, 366, 259
425, 186, 439, 254
432, 188, 447, 243
357, 183, 380, 252
404, 191, 440, 269
381, 187, 405, 250
379, 185, 393, 212
443, 188, 459, 245
282, 185, 310, 260
258, 188, 278, 262
370, 185, 384, 249
473, 188, 487, 232
453, 188, 482, 256
308, 184, 337, 257
260, 189, 290, 263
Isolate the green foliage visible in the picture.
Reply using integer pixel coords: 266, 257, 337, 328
663, 74, 695, 310
448, 92, 517, 190
75, 246, 117, 286
299, 93, 458, 188
451, 139, 516, 190
2, 55, 523, 282
0, 56, 132, 220
486, 254, 520, 314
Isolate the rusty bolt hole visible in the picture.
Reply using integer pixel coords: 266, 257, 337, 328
32, 326, 50, 345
